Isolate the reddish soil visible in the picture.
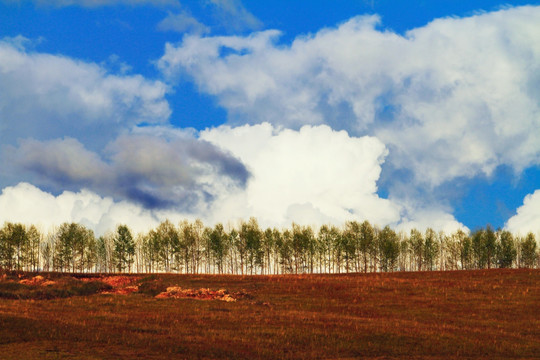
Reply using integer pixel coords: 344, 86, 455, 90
0, 269, 538, 359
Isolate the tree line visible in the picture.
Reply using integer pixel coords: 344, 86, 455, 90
0, 219, 538, 274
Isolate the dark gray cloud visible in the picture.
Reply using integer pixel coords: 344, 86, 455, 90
7, 132, 249, 211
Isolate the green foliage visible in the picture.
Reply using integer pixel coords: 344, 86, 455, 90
0, 222, 28, 271
470, 226, 499, 269
471, 229, 487, 269
0, 219, 538, 274
423, 229, 439, 271
484, 225, 497, 269
206, 223, 228, 274
359, 221, 375, 273
241, 218, 263, 274
378, 226, 399, 272
153, 220, 181, 272
53, 222, 95, 272
520, 233, 538, 268
497, 230, 516, 268
114, 225, 136, 273
409, 229, 424, 271
343, 221, 360, 273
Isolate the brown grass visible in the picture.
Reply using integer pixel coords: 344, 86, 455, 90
0, 269, 538, 359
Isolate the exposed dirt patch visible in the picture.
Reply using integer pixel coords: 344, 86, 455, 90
12, 275, 251, 300
155, 287, 250, 302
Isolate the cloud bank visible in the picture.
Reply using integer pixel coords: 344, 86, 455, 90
201, 123, 401, 227
1, 124, 467, 235
0, 183, 185, 236
159, 6, 540, 188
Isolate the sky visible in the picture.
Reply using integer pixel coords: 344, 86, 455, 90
1, 0, 540, 236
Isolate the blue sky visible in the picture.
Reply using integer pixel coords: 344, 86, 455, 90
1, 0, 539, 235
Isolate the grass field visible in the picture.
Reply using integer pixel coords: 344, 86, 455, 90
0, 269, 538, 359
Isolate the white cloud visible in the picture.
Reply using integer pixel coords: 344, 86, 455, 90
201, 123, 401, 227
396, 207, 468, 234
0, 122, 467, 235
158, 11, 210, 35
505, 190, 540, 236
0, 182, 178, 236
159, 6, 540, 187
0, 38, 170, 151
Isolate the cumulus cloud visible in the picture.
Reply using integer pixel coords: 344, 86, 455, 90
0, 38, 170, 150
0, 182, 187, 236
200, 123, 401, 227
505, 190, 540, 236
158, 11, 210, 34
1, 123, 465, 234
7, 129, 249, 211
158, 6, 540, 188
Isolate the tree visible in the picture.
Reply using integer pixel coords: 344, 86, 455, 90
53, 222, 95, 272
154, 220, 180, 273
178, 220, 194, 273
96, 236, 110, 273
484, 225, 497, 269
0, 223, 29, 271
209, 223, 228, 274
521, 233, 538, 268
41, 238, 53, 272
271, 228, 283, 274
241, 218, 263, 274
445, 230, 467, 270
378, 226, 399, 272
113, 225, 136, 273
459, 233, 473, 270
262, 228, 275, 275
358, 221, 375, 273
227, 227, 239, 274
191, 220, 204, 274
26, 225, 41, 271
141, 230, 160, 273
317, 225, 332, 273
278, 229, 293, 274
423, 228, 439, 271
397, 232, 410, 271
497, 230, 516, 268
471, 229, 486, 269
410, 229, 424, 271
343, 221, 360, 273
